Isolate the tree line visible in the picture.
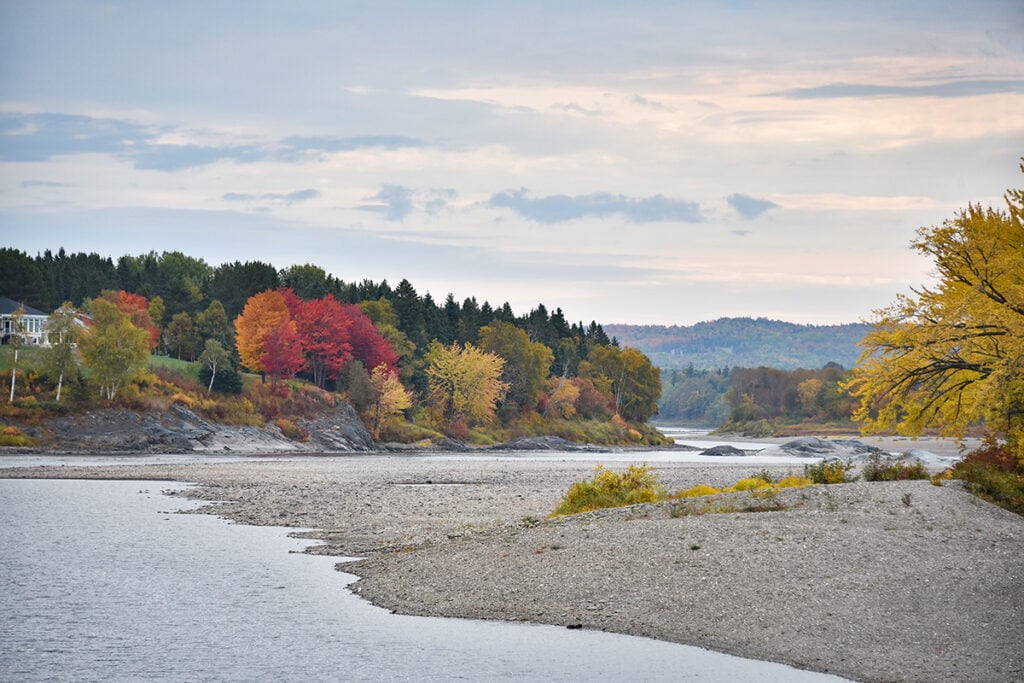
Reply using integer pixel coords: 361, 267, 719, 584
1, 248, 662, 439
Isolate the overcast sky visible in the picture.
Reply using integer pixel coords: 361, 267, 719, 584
1, 1, 1021, 325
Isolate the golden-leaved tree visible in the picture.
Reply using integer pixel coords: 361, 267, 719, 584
424, 341, 507, 426
847, 165, 1024, 456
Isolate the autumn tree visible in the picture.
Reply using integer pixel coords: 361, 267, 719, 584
344, 304, 400, 375
367, 364, 413, 439
42, 302, 80, 401
847, 168, 1024, 455
234, 290, 292, 374
96, 290, 160, 350
542, 375, 580, 419
478, 320, 553, 416
581, 345, 661, 422
285, 293, 352, 388
424, 341, 507, 426
79, 297, 150, 400
261, 322, 304, 385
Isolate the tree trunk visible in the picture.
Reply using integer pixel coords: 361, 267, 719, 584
207, 364, 216, 395
56, 371, 64, 402
8, 349, 17, 403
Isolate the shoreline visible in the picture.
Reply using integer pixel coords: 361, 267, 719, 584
2, 453, 1021, 682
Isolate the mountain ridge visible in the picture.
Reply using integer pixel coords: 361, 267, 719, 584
606, 317, 870, 370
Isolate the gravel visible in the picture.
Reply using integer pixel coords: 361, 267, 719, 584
3, 454, 1021, 683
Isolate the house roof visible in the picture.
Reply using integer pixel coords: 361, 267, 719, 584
0, 297, 48, 317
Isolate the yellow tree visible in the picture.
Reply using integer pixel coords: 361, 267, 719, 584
847, 167, 1024, 456
367, 364, 412, 439
478, 320, 553, 415
234, 289, 292, 374
424, 341, 507, 426
78, 297, 150, 400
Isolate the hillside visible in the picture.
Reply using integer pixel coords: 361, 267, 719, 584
606, 318, 870, 370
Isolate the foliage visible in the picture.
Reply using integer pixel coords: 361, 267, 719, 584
804, 459, 858, 484
41, 302, 80, 402
581, 345, 661, 422
552, 464, 665, 516
275, 417, 309, 442
951, 440, 1024, 515
198, 339, 233, 395
847, 168, 1024, 457
658, 365, 731, 425
96, 290, 161, 350
366, 364, 413, 439
261, 322, 304, 385
165, 311, 200, 360
286, 292, 353, 387
0, 425, 33, 447
722, 364, 854, 431
234, 289, 292, 374
425, 341, 508, 426
606, 318, 870, 371
860, 454, 931, 482
78, 297, 150, 400
479, 320, 554, 416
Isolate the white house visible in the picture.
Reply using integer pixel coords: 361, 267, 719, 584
0, 297, 49, 346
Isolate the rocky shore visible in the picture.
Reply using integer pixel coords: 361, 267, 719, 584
2, 452, 1021, 682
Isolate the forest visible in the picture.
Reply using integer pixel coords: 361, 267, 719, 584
0, 247, 665, 445
607, 318, 870, 370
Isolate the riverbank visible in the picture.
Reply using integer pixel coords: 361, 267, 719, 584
2, 454, 1021, 682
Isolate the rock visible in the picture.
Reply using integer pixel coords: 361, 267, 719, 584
491, 436, 606, 452
30, 400, 376, 454
700, 445, 748, 457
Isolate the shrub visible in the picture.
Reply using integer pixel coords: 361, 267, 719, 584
804, 459, 858, 484
726, 477, 771, 492
552, 464, 665, 516
275, 417, 309, 442
952, 442, 1024, 515
0, 426, 32, 447
775, 475, 814, 489
676, 483, 722, 498
861, 454, 930, 482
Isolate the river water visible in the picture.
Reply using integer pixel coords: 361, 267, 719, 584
0, 478, 847, 682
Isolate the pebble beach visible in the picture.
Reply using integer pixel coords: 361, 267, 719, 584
2, 449, 1021, 682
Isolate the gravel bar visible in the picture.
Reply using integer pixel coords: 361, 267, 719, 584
3, 455, 1021, 682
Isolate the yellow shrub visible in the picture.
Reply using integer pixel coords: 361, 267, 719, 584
2, 425, 21, 436
775, 475, 813, 489
727, 477, 771, 492
676, 484, 722, 498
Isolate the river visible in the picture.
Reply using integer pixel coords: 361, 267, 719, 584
0, 478, 848, 682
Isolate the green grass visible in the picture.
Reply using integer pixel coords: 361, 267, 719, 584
0, 346, 45, 372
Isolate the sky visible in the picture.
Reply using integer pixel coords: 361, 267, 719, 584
1, 1, 1022, 326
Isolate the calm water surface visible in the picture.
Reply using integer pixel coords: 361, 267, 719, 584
0, 479, 847, 682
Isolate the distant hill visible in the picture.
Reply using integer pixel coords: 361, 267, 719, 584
606, 318, 871, 370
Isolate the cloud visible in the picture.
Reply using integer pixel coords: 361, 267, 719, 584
0, 112, 425, 170
357, 184, 415, 221
222, 188, 320, 205
727, 193, 780, 219
279, 135, 424, 155
0, 112, 151, 161
133, 144, 265, 171
771, 78, 1024, 100
487, 189, 704, 223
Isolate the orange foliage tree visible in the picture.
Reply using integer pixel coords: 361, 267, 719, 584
234, 290, 293, 374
